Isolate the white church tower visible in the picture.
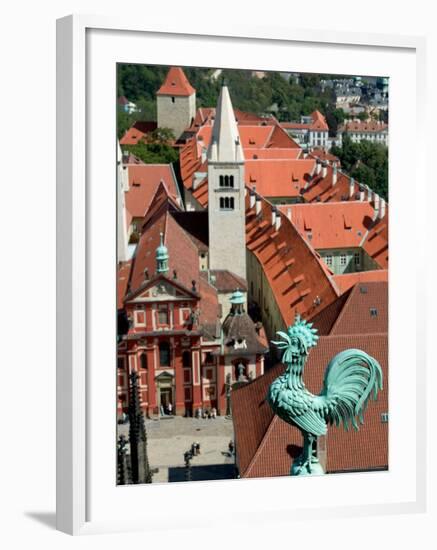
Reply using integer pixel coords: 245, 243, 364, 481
207, 85, 246, 280
117, 141, 129, 262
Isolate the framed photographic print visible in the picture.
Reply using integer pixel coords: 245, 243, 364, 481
56, 15, 426, 535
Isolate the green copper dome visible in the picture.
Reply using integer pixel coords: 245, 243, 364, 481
230, 289, 245, 305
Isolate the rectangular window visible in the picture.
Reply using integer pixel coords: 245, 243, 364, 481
340, 254, 347, 266
158, 306, 169, 325
326, 255, 333, 267
354, 252, 361, 266
117, 357, 125, 370
134, 310, 146, 326
183, 369, 191, 384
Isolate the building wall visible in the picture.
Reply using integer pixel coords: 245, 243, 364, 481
246, 250, 286, 345
317, 247, 379, 275
208, 162, 247, 280
157, 93, 196, 140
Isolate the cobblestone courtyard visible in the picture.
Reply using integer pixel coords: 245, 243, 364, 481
118, 416, 236, 483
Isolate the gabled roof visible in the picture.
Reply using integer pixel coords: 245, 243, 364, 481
363, 211, 389, 269
126, 207, 220, 332
245, 194, 339, 325
232, 333, 388, 478
157, 67, 195, 97
281, 110, 329, 132
125, 164, 180, 221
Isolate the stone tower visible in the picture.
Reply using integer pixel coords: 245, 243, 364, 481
157, 67, 196, 140
207, 85, 246, 280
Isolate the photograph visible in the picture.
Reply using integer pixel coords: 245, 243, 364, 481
115, 64, 389, 485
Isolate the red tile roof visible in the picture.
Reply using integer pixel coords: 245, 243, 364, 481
157, 67, 195, 97
341, 120, 388, 133
126, 206, 220, 331
280, 201, 375, 249
312, 281, 388, 335
363, 212, 389, 269
281, 110, 329, 132
246, 194, 339, 325
245, 159, 315, 198
332, 269, 388, 294
119, 121, 157, 146
232, 333, 388, 478
117, 261, 132, 309
125, 164, 180, 220
310, 148, 340, 165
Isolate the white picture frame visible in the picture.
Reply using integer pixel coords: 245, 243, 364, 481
56, 14, 427, 535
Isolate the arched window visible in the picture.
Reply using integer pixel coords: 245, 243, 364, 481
182, 351, 191, 367
140, 353, 148, 370
229, 197, 234, 209
220, 197, 224, 209
219, 175, 224, 187
224, 175, 229, 187
159, 342, 171, 367
229, 175, 234, 188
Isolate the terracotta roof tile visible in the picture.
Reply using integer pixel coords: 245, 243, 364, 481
157, 67, 195, 97
280, 201, 375, 249
332, 269, 388, 294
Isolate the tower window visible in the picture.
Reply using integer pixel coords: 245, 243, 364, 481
219, 175, 234, 188
171, 96, 175, 103
220, 196, 234, 210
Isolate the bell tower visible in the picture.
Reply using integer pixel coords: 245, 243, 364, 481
207, 85, 246, 280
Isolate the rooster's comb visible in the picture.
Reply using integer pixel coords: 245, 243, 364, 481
286, 314, 319, 350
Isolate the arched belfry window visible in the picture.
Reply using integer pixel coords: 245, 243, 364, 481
140, 353, 148, 370
220, 196, 235, 210
229, 175, 234, 188
219, 175, 224, 187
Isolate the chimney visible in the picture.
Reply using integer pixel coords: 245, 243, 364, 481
373, 194, 380, 220
271, 207, 276, 226
349, 177, 355, 198
275, 209, 281, 231
332, 164, 338, 186
255, 195, 262, 215
249, 188, 256, 209
322, 162, 328, 178
379, 198, 386, 219
316, 159, 322, 175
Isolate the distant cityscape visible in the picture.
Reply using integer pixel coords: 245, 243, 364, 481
116, 66, 388, 485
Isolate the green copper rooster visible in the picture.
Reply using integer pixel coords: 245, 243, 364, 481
267, 315, 383, 476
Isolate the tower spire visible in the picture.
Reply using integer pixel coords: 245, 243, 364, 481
208, 85, 244, 163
